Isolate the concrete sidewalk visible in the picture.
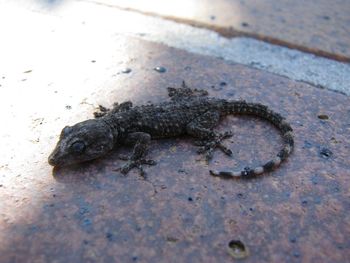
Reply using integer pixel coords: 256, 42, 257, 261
0, 1, 349, 262
91, 0, 350, 61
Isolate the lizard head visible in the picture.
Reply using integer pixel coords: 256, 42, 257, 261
48, 119, 115, 167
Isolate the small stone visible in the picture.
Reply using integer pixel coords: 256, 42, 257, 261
121, 68, 132, 74
154, 66, 167, 73
318, 114, 329, 120
319, 147, 333, 158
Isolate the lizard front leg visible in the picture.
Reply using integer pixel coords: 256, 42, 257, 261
186, 111, 233, 161
118, 132, 156, 177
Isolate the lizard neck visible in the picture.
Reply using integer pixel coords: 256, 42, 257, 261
101, 111, 135, 144
100, 115, 123, 144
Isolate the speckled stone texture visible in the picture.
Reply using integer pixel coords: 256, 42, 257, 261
0, 38, 349, 262
93, 0, 350, 61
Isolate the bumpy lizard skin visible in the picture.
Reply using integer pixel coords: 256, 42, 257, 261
48, 83, 294, 178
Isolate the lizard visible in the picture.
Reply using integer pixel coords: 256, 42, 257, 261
48, 82, 294, 178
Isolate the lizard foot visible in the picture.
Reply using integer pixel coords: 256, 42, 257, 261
93, 105, 110, 118
94, 101, 133, 118
196, 131, 233, 161
117, 155, 156, 178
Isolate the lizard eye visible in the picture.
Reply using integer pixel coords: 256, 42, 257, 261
70, 141, 86, 153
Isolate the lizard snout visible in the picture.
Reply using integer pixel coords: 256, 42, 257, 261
48, 146, 61, 166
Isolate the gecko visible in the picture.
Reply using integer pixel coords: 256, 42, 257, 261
48, 82, 294, 178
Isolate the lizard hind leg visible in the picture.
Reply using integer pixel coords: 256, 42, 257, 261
195, 131, 233, 161
167, 81, 208, 101
187, 111, 233, 162
94, 105, 110, 118
94, 101, 133, 118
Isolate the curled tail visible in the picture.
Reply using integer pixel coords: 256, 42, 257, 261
209, 101, 294, 178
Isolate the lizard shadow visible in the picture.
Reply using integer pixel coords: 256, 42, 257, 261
52, 164, 99, 184
51, 158, 115, 184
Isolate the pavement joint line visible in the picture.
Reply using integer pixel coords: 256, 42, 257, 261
77, 0, 350, 96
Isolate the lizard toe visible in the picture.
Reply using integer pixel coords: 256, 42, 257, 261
118, 154, 130, 161
117, 158, 156, 176
141, 159, 157, 165
218, 143, 233, 156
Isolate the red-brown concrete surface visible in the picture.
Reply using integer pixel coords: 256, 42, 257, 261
92, 0, 350, 61
0, 38, 349, 262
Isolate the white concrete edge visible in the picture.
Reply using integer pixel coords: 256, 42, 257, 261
120, 19, 350, 96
